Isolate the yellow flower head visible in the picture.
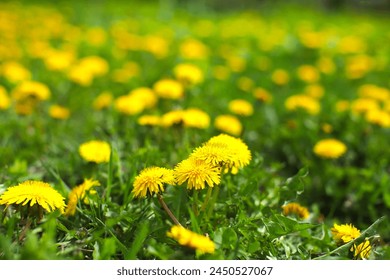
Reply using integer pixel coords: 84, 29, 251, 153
351, 240, 371, 259
182, 108, 210, 129
161, 110, 185, 127
173, 63, 203, 85
282, 202, 310, 219
228, 99, 254, 116
93, 91, 113, 110
138, 115, 162, 126
0, 180, 66, 214
129, 87, 157, 109
132, 167, 176, 198
285, 94, 321, 115
11, 80, 51, 101
153, 79, 184, 100
174, 157, 221, 190
331, 223, 361, 244
206, 134, 252, 171
49, 105, 70, 120
271, 69, 290, 85
114, 94, 145, 115
1, 61, 31, 83
167, 225, 215, 254
296, 65, 320, 83
214, 114, 243, 136
179, 38, 209, 60
253, 87, 272, 103
0, 86, 11, 110
313, 138, 347, 159
79, 140, 111, 163
64, 179, 100, 216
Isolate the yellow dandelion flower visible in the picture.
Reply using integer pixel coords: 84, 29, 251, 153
129, 87, 157, 109
351, 98, 380, 116
206, 134, 252, 171
365, 109, 390, 127
11, 80, 51, 101
174, 157, 221, 190
167, 225, 215, 254
49, 105, 70, 120
304, 84, 324, 99
93, 91, 113, 110
237, 76, 255, 92
228, 99, 254, 116
296, 65, 320, 84
313, 138, 347, 159
153, 79, 184, 100
212, 65, 230, 81
0, 180, 66, 214
79, 140, 111, 163
182, 108, 210, 129
64, 179, 100, 216
114, 94, 145, 115
214, 114, 243, 136
351, 240, 371, 259
78, 55, 109, 77
179, 38, 209, 59
285, 94, 321, 115
335, 100, 350, 112
173, 63, 203, 85
331, 223, 360, 244
161, 110, 185, 127
132, 167, 176, 198
0, 86, 11, 110
271, 69, 290, 85
138, 115, 162, 126
253, 87, 272, 103
358, 84, 389, 102
1, 61, 31, 83
190, 142, 232, 168
282, 202, 310, 219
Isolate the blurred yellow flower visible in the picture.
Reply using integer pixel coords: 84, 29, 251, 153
0, 180, 65, 215
93, 91, 113, 110
174, 63, 203, 85
350, 98, 379, 115
182, 108, 210, 129
304, 84, 324, 99
282, 202, 310, 219
228, 99, 254, 116
237, 76, 254, 92
212, 65, 230, 81
296, 65, 320, 83
11, 80, 51, 101
271, 69, 290, 85
365, 109, 390, 127
285, 94, 320, 115
316, 56, 336, 75
129, 87, 158, 109
49, 104, 70, 120
161, 110, 185, 127
132, 167, 176, 198
313, 139, 347, 159
214, 114, 243, 136
0, 86, 11, 110
153, 79, 184, 99
253, 87, 272, 103
179, 38, 209, 59
335, 100, 350, 112
358, 84, 390, 102
114, 94, 145, 115
64, 179, 100, 216
79, 140, 111, 163
345, 54, 374, 79
1, 61, 31, 83
167, 225, 215, 254
138, 115, 162, 126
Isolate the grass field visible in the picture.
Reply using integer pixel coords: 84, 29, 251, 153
0, 0, 389, 260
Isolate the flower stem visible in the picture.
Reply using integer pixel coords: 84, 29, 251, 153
200, 187, 213, 212
157, 194, 181, 226
206, 185, 220, 219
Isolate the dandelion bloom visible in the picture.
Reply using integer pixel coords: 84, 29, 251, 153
173, 63, 203, 85
49, 105, 70, 120
114, 94, 145, 115
79, 140, 111, 163
11, 80, 51, 101
296, 65, 320, 83
129, 87, 158, 109
331, 223, 360, 244
132, 167, 176, 198
161, 110, 185, 127
313, 139, 347, 159
0, 180, 66, 214
365, 109, 390, 128
182, 108, 210, 129
271, 69, 290, 85
228, 99, 254, 116
153, 79, 184, 100
282, 202, 310, 219
214, 114, 243, 136
179, 38, 209, 60
138, 115, 162, 126
174, 157, 221, 190
285, 94, 320, 115
0, 86, 11, 110
1, 61, 31, 83
253, 87, 272, 103
167, 225, 215, 254
206, 134, 252, 171
64, 179, 100, 216
351, 240, 371, 259
93, 91, 113, 110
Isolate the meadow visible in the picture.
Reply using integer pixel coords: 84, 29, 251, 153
0, 0, 389, 260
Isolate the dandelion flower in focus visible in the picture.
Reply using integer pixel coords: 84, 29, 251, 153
351, 239, 371, 259
79, 140, 111, 163
313, 138, 347, 159
174, 157, 221, 190
282, 202, 310, 219
331, 223, 360, 244
64, 179, 100, 216
132, 167, 176, 198
0, 180, 66, 214
167, 225, 215, 254
228, 99, 254, 116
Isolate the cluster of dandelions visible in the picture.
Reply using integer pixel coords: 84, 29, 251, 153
132, 133, 252, 254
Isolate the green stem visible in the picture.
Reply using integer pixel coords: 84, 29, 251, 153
206, 185, 220, 219
192, 190, 199, 216
157, 194, 181, 226
200, 187, 213, 212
